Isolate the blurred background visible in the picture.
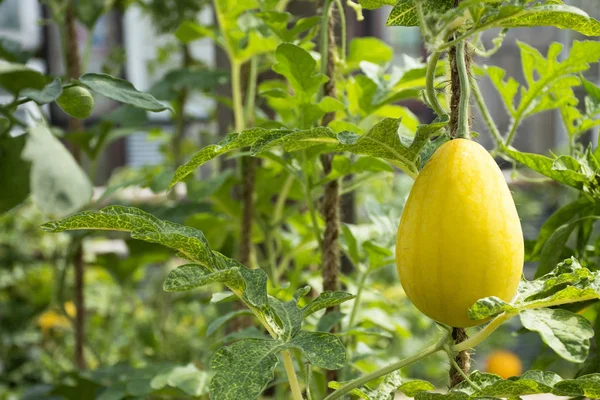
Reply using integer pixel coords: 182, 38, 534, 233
1, 0, 600, 399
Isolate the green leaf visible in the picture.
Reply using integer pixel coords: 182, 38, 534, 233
272, 43, 328, 103
22, 79, 63, 105
303, 291, 355, 317
0, 38, 34, 63
469, 257, 600, 326
531, 197, 594, 259
163, 264, 244, 292
337, 117, 447, 177
536, 217, 599, 278
45, 206, 216, 261
169, 128, 280, 188
398, 380, 436, 397
488, 41, 600, 135
0, 135, 30, 213
206, 310, 254, 336
328, 381, 373, 398
520, 308, 593, 363
41, 206, 272, 311
236, 31, 279, 63
151, 364, 211, 397
468, 296, 517, 321
316, 311, 346, 333
496, 4, 600, 36
174, 21, 217, 43
503, 147, 588, 190
454, 370, 559, 397
80, 73, 171, 112
318, 96, 346, 113
387, 0, 454, 27
358, 0, 395, 10
347, 37, 393, 70
150, 68, 229, 101
23, 123, 92, 217
371, 370, 402, 400
485, 66, 519, 117
210, 339, 279, 400
0, 62, 48, 94
554, 374, 600, 398
75, 0, 113, 30
286, 331, 345, 370
268, 296, 303, 341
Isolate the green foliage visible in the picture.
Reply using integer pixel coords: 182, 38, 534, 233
79, 73, 171, 112
23, 123, 92, 217
0, 135, 30, 213
470, 257, 600, 362
414, 370, 600, 399
0, 63, 48, 94
6, 0, 600, 398
41, 205, 353, 398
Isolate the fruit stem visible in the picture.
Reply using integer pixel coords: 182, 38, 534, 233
452, 312, 514, 352
323, 332, 450, 400
455, 40, 471, 140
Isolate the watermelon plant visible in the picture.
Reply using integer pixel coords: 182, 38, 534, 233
3, 0, 600, 399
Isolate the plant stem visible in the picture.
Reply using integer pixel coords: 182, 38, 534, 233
318, 0, 333, 100
455, 40, 470, 139
470, 75, 503, 147
231, 61, 244, 132
245, 57, 258, 126
324, 333, 450, 400
346, 266, 368, 332
264, 228, 278, 283
305, 178, 322, 248
334, 0, 347, 62
445, 348, 481, 392
425, 51, 446, 118
282, 351, 304, 400
272, 174, 294, 227
81, 28, 94, 74
303, 152, 323, 247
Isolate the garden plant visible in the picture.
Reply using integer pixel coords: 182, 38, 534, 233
3, 0, 600, 399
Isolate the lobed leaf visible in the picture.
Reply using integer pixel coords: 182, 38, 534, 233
272, 43, 328, 103
414, 370, 600, 399
386, 0, 454, 27
268, 296, 303, 341
210, 339, 279, 400
285, 331, 345, 370
303, 291, 355, 317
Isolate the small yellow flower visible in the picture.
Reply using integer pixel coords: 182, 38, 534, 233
38, 310, 70, 333
64, 301, 76, 318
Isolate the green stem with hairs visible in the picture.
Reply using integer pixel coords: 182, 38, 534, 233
455, 40, 471, 139
231, 61, 244, 132
245, 57, 258, 126
425, 51, 446, 118
334, 0, 347, 62
324, 333, 450, 400
318, 0, 333, 100
470, 75, 503, 147
453, 313, 513, 352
